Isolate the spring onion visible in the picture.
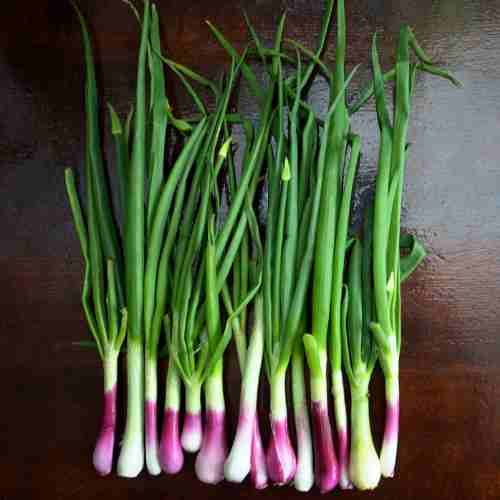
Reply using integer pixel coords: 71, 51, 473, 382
65, 169, 128, 476
65, 0, 459, 489
67, 1, 130, 476
342, 213, 381, 490
369, 28, 459, 479
223, 122, 268, 487
143, 5, 168, 475
262, 57, 357, 489
116, 1, 151, 478
224, 295, 265, 483
306, 0, 351, 490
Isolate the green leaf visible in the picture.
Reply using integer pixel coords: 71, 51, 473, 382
64, 168, 104, 358
114, 308, 128, 352
282, 157, 291, 181
340, 285, 354, 382
72, 340, 99, 350
71, 0, 125, 306
400, 234, 427, 282
407, 27, 433, 64
107, 103, 123, 135
206, 20, 264, 105
419, 62, 462, 88
286, 38, 333, 86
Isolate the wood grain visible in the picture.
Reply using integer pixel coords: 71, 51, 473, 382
1, 0, 499, 498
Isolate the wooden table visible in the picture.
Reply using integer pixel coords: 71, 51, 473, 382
2, 1, 499, 498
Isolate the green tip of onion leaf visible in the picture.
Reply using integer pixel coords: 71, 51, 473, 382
218, 137, 232, 159
282, 157, 291, 181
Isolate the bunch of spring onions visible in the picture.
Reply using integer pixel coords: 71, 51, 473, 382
65, 0, 459, 491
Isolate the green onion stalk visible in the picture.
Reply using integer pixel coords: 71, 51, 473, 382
194, 218, 228, 485
152, 53, 219, 475
139, 5, 228, 477
181, 170, 261, 485
239, 3, 346, 489
205, 18, 279, 487
143, 5, 169, 475
260, 18, 298, 485
142, 2, 218, 477
171, 63, 236, 465
65, 170, 127, 476
166, 127, 228, 469
324, 127, 361, 491
206, 14, 301, 488
195, 192, 263, 484
286, 55, 318, 494
144, 112, 208, 475
324, 121, 362, 490
342, 210, 381, 490
117, 1, 151, 478
369, 29, 459, 479
224, 294, 268, 487
306, 0, 352, 490
67, 1, 128, 476
273, 4, 339, 490
193, 84, 270, 485
261, 43, 356, 485
290, 106, 318, 493
155, 120, 209, 475
261, 129, 317, 486
163, 55, 265, 484
223, 121, 269, 489
241, 14, 306, 487
246, 249, 268, 486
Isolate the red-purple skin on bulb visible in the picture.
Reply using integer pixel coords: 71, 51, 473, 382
93, 386, 117, 476
159, 409, 184, 474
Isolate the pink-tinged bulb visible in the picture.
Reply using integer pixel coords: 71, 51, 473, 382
145, 401, 158, 448
93, 386, 117, 476
251, 418, 268, 489
311, 402, 339, 493
337, 427, 352, 489
181, 412, 203, 452
145, 400, 161, 475
195, 410, 227, 484
380, 400, 399, 478
266, 418, 297, 485
159, 409, 184, 474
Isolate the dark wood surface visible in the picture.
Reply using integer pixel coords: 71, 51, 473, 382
2, 0, 499, 498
